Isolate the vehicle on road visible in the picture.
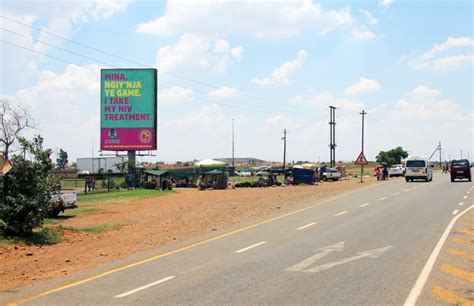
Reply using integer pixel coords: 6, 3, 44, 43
389, 164, 405, 177
50, 189, 78, 217
449, 159, 471, 182
404, 156, 433, 182
322, 168, 341, 181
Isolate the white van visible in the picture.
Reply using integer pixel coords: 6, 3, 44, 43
404, 156, 433, 182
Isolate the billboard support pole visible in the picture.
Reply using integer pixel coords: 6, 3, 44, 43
128, 150, 136, 188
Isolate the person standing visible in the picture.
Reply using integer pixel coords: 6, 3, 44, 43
375, 167, 380, 181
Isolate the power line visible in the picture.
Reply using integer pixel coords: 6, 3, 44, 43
1, 24, 312, 117
1, 15, 295, 111
1, 40, 315, 118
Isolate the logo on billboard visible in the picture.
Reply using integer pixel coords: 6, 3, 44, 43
139, 129, 152, 144
107, 128, 117, 140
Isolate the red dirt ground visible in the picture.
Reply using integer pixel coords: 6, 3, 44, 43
0, 177, 379, 291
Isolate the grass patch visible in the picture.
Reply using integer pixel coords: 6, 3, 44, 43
77, 188, 175, 205
60, 221, 126, 233
0, 228, 63, 245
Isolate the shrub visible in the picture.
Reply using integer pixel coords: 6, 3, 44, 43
0, 136, 60, 236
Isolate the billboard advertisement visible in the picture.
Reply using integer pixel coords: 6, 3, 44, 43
100, 68, 157, 151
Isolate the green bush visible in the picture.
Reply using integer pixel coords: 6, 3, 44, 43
0, 136, 60, 236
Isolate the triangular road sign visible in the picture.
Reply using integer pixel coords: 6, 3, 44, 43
354, 151, 368, 165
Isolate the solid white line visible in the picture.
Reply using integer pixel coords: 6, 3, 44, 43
379, 196, 387, 200
403, 205, 474, 306
334, 211, 349, 216
393, 192, 400, 196
235, 241, 267, 253
459, 202, 464, 206
297, 222, 317, 230
115, 276, 175, 298
452, 210, 459, 215
360, 203, 370, 207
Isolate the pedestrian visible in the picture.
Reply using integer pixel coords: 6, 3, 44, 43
383, 165, 389, 180
375, 167, 380, 181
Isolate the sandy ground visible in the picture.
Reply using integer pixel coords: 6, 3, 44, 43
0, 176, 380, 291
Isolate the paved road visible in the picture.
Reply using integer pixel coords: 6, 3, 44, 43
6, 174, 473, 305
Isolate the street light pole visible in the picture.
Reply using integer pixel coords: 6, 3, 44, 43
360, 110, 367, 183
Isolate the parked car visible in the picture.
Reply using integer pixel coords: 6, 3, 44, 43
389, 164, 405, 177
50, 189, 78, 217
449, 159, 471, 182
322, 168, 341, 181
404, 156, 433, 182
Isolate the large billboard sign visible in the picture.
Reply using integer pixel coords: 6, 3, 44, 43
100, 68, 157, 151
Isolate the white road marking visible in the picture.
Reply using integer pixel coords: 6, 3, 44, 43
467, 191, 471, 194
285, 241, 344, 272
334, 211, 348, 216
464, 196, 468, 199
459, 202, 464, 206
392, 192, 400, 196
452, 210, 459, 215
404, 189, 410, 192
304, 246, 392, 273
360, 203, 370, 207
379, 196, 387, 201
297, 222, 317, 230
115, 276, 175, 298
235, 241, 267, 253
404, 205, 474, 306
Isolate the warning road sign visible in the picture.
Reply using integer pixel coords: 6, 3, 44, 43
354, 151, 368, 165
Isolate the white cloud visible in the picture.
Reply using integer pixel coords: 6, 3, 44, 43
345, 77, 381, 95
360, 10, 378, 25
252, 50, 307, 86
289, 92, 364, 111
154, 34, 243, 74
159, 85, 195, 106
380, 0, 393, 8
0, 1, 132, 89
411, 37, 474, 71
352, 26, 376, 41
411, 85, 440, 97
8, 64, 102, 160
208, 86, 239, 98
136, 0, 353, 38
395, 86, 461, 119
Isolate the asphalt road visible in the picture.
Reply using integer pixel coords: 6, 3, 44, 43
6, 173, 473, 305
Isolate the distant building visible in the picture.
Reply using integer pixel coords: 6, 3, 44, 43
214, 157, 267, 166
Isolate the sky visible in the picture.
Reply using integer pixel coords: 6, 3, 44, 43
1, 0, 473, 165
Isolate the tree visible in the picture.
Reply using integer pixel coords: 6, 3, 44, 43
0, 135, 61, 235
56, 149, 68, 169
0, 98, 35, 159
376, 146, 409, 165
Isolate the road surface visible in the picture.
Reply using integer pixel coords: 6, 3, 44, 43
4, 174, 473, 305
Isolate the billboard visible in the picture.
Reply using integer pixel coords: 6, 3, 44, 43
100, 68, 157, 151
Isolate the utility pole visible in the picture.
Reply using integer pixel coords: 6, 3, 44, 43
461, 149, 463, 159
438, 141, 442, 168
360, 110, 367, 183
232, 118, 235, 167
282, 129, 287, 176
329, 106, 336, 168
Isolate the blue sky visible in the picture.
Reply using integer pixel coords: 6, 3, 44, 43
1, 0, 473, 164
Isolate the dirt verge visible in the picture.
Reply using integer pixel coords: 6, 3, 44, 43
0, 177, 380, 291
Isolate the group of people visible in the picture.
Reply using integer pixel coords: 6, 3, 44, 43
375, 164, 389, 181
